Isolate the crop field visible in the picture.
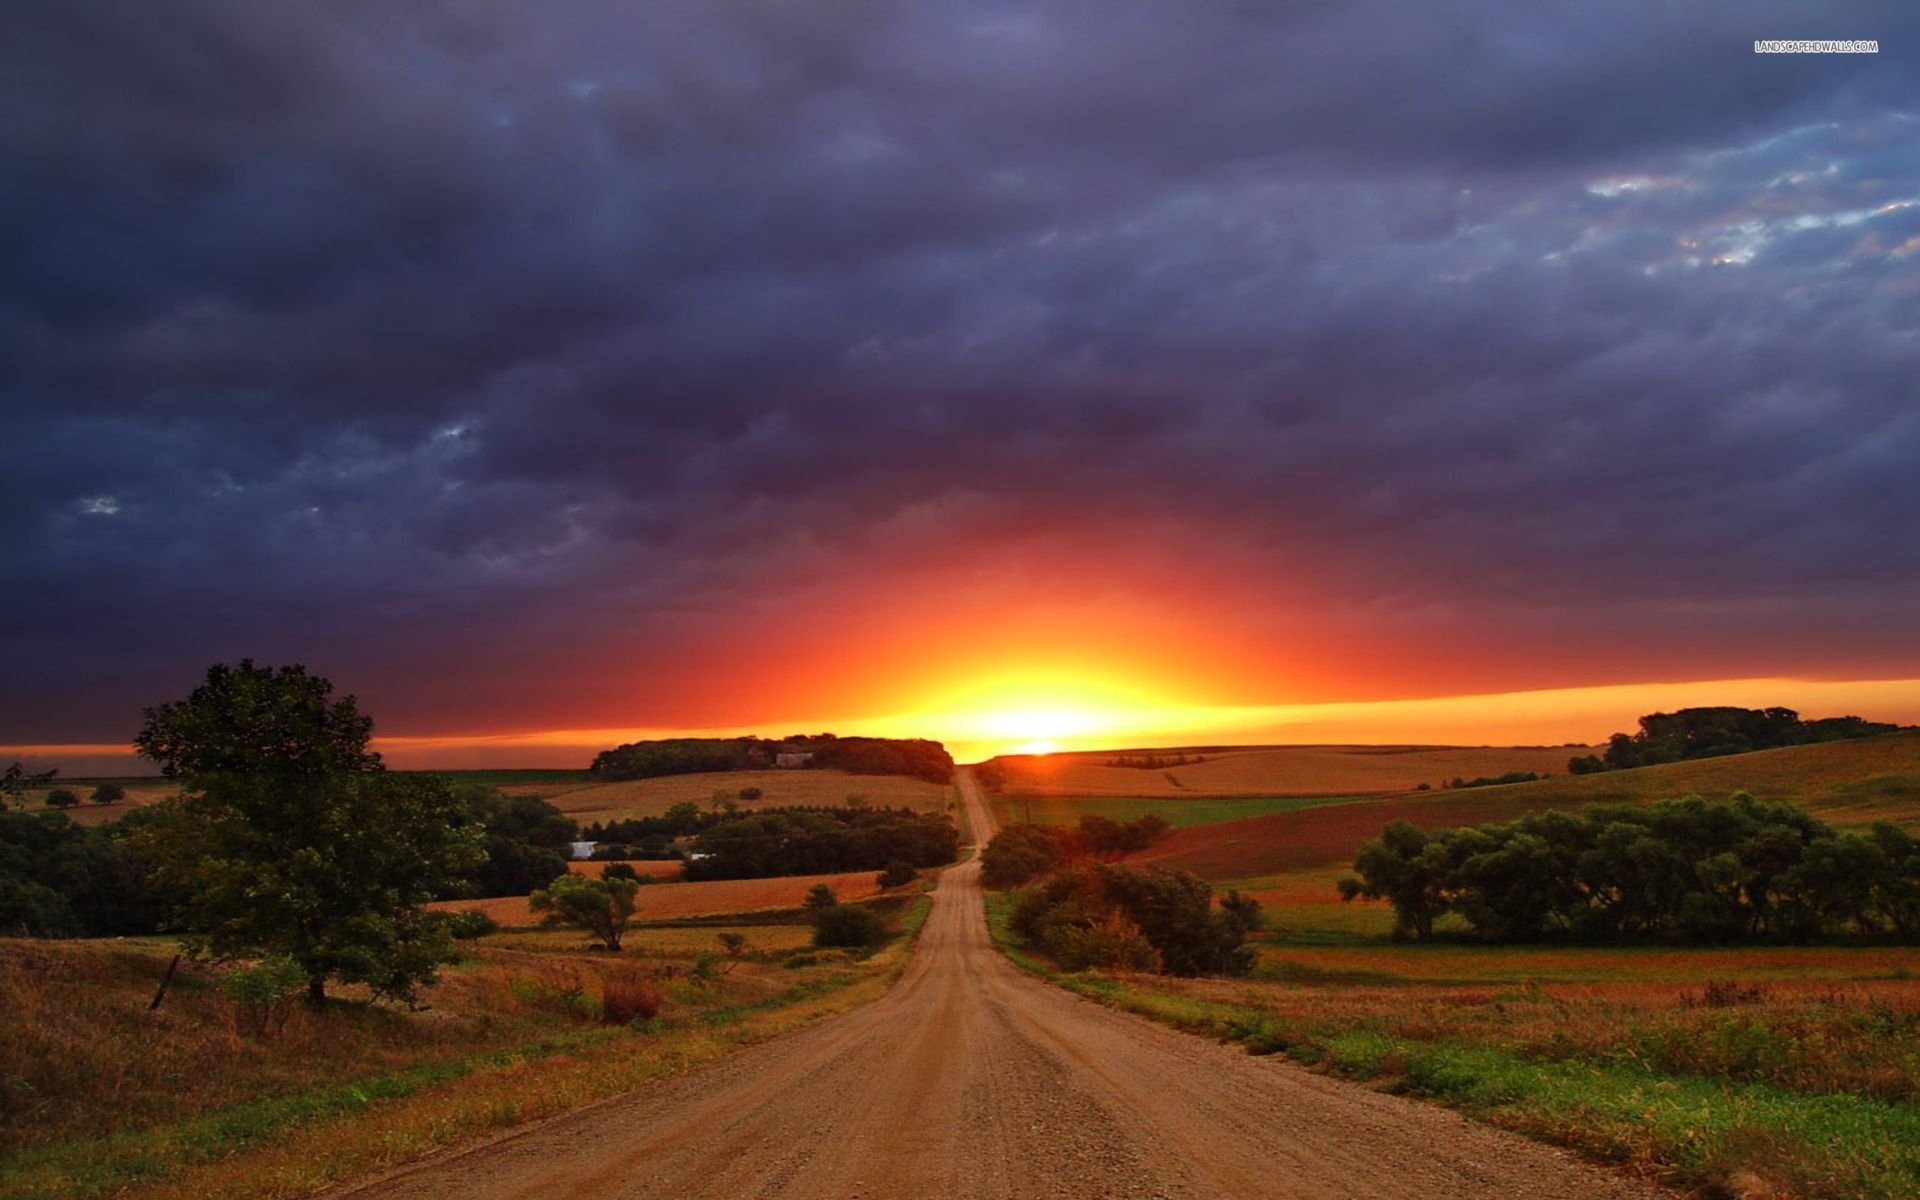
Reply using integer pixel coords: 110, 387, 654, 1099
502, 768, 955, 823
431, 868, 899, 927
565, 859, 685, 880
990, 743, 1593, 798
0, 899, 930, 1200
1458, 731, 1920, 826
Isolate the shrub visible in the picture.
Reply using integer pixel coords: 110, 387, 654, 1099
803, 883, 838, 910
1010, 863, 1256, 976
601, 862, 641, 883
738, 786, 763, 801
44, 789, 79, 809
812, 903, 888, 949
444, 909, 499, 940
222, 956, 306, 1036
599, 965, 664, 1024
90, 783, 125, 805
876, 860, 918, 888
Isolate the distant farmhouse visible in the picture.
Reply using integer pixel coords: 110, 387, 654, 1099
774, 749, 815, 768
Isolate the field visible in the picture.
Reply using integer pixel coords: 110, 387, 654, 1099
0, 894, 931, 1200
1076, 733, 1920, 881
7, 779, 176, 826
499, 768, 956, 823
564, 859, 685, 880
1449, 731, 1920, 826
979, 733, 1920, 1196
987, 792, 1351, 831
989, 871, 1920, 1199
6, 767, 957, 830
990, 743, 1593, 798
433, 868, 901, 927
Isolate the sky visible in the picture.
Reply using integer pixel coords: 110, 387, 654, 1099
5, 3, 1919, 768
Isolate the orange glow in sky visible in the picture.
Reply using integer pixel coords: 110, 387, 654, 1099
11, 674, 1920, 775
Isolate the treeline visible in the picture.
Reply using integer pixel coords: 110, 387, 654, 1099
1009, 862, 1262, 976
580, 803, 716, 859
0, 808, 164, 937
1103, 753, 1205, 770
980, 814, 1175, 889
1339, 793, 1920, 942
1446, 771, 1543, 789
681, 807, 957, 881
589, 734, 954, 784
1570, 706, 1906, 774
0, 779, 580, 939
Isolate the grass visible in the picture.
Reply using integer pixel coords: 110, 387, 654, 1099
0, 896, 930, 1200
984, 870, 1920, 1199
986, 792, 1357, 831
1458, 732, 1920, 828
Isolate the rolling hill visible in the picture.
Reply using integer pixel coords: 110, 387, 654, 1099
989, 743, 1594, 798
1125, 732, 1920, 880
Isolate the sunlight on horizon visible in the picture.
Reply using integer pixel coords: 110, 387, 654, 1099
9, 675, 1920, 773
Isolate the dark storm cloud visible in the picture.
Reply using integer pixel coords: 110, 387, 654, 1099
6, 1, 1920, 737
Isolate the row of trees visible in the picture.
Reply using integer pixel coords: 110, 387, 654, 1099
1339, 793, 1920, 943
1445, 771, 1542, 789
979, 814, 1174, 888
1570, 706, 1906, 774
588, 734, 954, 784
1007, 862, 1262, 976
681, 807, 957, 880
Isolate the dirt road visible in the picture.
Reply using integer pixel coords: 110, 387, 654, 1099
338, 769, 1660, 1200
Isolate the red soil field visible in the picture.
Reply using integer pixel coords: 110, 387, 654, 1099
1129, 789, 1599, 878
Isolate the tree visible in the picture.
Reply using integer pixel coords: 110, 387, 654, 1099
91, 783, 125, 805
529, 874, 639, 950
45, 789, 79, 809
129, 662, 478, 1005
876, 860, 918, 888
1338, 821, 1455, 940
135, 659, 382, 779
803, 883, 839, 910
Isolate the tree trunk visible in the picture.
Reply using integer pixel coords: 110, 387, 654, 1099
307, 976, 327, 1007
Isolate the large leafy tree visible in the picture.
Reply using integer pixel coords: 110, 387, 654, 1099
131, 662, 481, 1004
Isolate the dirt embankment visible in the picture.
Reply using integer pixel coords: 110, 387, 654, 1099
338, 769, 1662, 1200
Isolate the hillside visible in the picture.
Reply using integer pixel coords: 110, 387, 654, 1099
990, 743, 1593, 798
1129, 732, 1920, 880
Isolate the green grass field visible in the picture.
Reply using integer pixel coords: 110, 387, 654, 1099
986, 792, 1354, 831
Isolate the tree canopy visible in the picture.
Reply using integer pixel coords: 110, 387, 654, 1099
1573, 706, 1906, 774
1340, 793, 1920, 943
135, 659, 383, 779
